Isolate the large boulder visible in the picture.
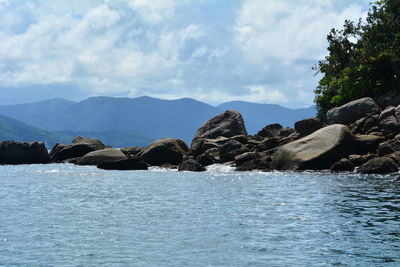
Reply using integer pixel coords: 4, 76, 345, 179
97, 157, 148, 170
138, 138, 189, 166
219, 139, 250, 163
256, 124, 283, 138
330, 158, 355, 172
192, 110, 247, 142
326, 97, 381, 125
0, 141, 49, 165
377, 139, 400, 157
49, 137, 106, 162
74, 148, 127, 166
271, 124, 355, 170
358, 157, 398, 174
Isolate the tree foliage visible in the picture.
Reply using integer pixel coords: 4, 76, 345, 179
314, 0, 400, 119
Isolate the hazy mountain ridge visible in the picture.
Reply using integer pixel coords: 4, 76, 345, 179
0, 96, 316, 145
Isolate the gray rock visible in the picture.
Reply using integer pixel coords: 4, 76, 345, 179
355, 134, 385, 154
192, 110, 247, 141
97, 157, 148, 170
326, 97, 381, 124
139, 138, 189, 166
120, 146, 143, 157
0, 141, 49, 165
219, 139, 250, 163
348, 154, 375, 167
358, 157, 398, 174
271, 124, 355, 170
256, 124, 283, 138
378, 106, 400, 132
74, 148, 127, 166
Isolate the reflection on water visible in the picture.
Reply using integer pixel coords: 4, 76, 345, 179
0, 164, 399, 266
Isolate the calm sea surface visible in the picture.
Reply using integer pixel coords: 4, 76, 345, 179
0, 164, 399, 266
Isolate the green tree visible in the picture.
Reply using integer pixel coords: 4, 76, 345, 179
314, 0, 400, 120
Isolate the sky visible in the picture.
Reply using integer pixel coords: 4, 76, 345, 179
0, 0, 371, 107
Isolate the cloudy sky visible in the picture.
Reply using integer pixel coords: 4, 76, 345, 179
0, 0, 370, 107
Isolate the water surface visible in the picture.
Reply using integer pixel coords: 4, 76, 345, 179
0, 164, 399, 266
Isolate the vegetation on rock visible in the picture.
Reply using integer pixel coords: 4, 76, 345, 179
314, 0, 400, 119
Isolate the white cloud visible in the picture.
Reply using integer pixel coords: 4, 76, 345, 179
0, 0, 371, 107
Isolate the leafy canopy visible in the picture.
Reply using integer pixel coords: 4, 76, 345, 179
314, 0, 400, 119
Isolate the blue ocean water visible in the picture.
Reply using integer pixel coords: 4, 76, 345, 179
0, 164, 399, 266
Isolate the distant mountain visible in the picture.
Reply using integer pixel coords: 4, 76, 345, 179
0, 114, 70, 148
55, 130, 154, 148
0, 96, 316, 145
217, 101, 316, 134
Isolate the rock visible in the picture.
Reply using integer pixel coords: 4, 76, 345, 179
192, 110, 247, 141
271, 124, 355, 170
256, 124, 283, 138
330, 158, 355, 172
354, 114, 379, 134
355, 134, 385, 154
358, 157, 398, 174
120, 146, 143, 157
0, 141, 49, 165
178, 158, 206, 172
138, 138, 189, 166
74, 148, 127, 166
294, 118, 322, 136
197, 148, 220, 166
235, 152, 272, 171
49, 137, 106, 163
219, 139, 250, 163
377, 139, 400, 157
348, 154, 375, 167
378, 106, 400, 132
97, 157, 148, 170
191, 137, 229, 156
255, 137, 280, 152
326, 97, 381, 125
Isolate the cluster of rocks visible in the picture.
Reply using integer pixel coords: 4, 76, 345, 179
1, 97, 400, 174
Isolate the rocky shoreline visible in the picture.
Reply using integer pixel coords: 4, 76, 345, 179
1, 97, 400, 174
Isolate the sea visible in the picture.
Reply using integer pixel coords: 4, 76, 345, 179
0, 164, 399, 266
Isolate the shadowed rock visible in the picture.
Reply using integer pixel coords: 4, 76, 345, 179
295, 118, 322, 136
97, 157, 148, 170
330, 158, 355, 172
0, 141, 49, 165
50, 136, 106, 163
139, 138, 189, 166
271, 124, 355, 170
358, 157, 398, 174
192, 110, 247, 142
178, 158, 206, 172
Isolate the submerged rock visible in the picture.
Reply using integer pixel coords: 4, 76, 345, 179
0, 141, 49, 165
271, 124, 355, 170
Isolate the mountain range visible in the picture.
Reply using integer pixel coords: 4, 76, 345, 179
0, 96, 316, 147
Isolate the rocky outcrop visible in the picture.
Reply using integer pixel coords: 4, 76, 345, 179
378, 105, 400, 132
271, 124, 355, 170
357, 157, 398, 174
120, 146, 143, 157
355, 134, 385, 154
74, 148, 127, 166
49, 137, 106, 163
192, 110, 247, 141
138, 138, 189, 166
219, 139, 250, 163
326, 97, 381, 125
377, 139, 400, 156
0, 141, 49, 165
97, 157, 148, 170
